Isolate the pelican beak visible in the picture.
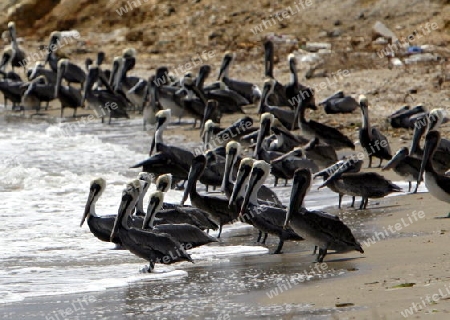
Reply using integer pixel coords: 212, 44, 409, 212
418, 131, 440, 185
181, 156, 206, 205
217, 54, 232, 80
264, 40, 274, 77
81, 185, 98, 227
285, 169, 311, 228
110, 191, 132, 242
382, 149, 407, 171
221, 148, 236, 193
253, 116, 271, 158
228, 163, 250, 208
239, 169, 259, 217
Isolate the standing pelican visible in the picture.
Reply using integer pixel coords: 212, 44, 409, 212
143, 191, 218, 247
82, 65, 129, 123
217, 52, 255, 103
264, 40, 290, 106
382, 147, 422, 193
359, 95, 392, 167
233, 160, 303, 253
418, 131, 450, 217
181, 155, 237, 237
45, 31, 86, 87
285, 169, 364, 262
55, 59, 82, 117
318, 164, 401, 210
7, 22, 26, 71
111, 180, 193, 273
292, 91, 354, 150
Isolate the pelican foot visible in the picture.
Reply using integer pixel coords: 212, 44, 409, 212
140, 265, 153, 273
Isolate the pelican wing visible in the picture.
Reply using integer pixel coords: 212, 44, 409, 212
154, 224, 217, 245
371, 127, 392, 156
308, 120, 355, 149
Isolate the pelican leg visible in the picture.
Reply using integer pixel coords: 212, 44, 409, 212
60, 106, 64, 118
338, 194, 343, 209
73, 107, 77, 118
316, 248, 327, 262
368, 156, 372, 168
205, 184, 209, 192
350, 196, 355, 208
256, 231, 262, 243
284, 179, 288, 186
378, 158, 383, 168
408, 181, 412, 192
313, 246, 317, 255
363, 197, 369, 209
359, 197, 365, 210
413, 182, 419, 194
109, 114, 112, 125
262, 233, 268, 244
274, 177, 278, 187
213, 185, 216, 191
274, 239, 284, 254
45, 101, 49, 111
217, 224, 223, 238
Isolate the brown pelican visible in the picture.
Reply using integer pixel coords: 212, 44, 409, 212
196, 64, 249, 112
284, 53, 315, 113
82, 65, 129, 124
410, 114, 450, 174
258, 79, 300, 130
284, 168, 364, 262
382, 147, 422, 193
0, 75, 23, 110
217, 52, 255, 103
81, 178, 143, 246
22, 75, 55, 114
388, 105, 427, 129
55, 59, 82, 118
7, 22, 26, 71
135, 172, 154, 217
417, 131, 450, 217
111, 180, 193, 273
233, 160, 303, 253
293, 90, 355, 150
319, 91, 359, 114
302, 137, 338, 168
264, 40, 290, 107
201, 116, 256, 149
45, 31, 86, 87
271, 148, 319, 179
358, 95, 392, 167
318, 164, 401, 210
314, 159, 363, 208
222, 141, 282, 206
143, 190, 218, 247
181, 155, 237, 237
28, 61, 57, 84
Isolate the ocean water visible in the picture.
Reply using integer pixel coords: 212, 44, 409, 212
0, 111, 425, 319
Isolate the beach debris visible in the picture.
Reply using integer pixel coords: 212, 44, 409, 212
335, 303, 355, 308
391, 282, 415, 288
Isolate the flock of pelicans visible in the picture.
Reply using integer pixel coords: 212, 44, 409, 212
2, 22, 449, 272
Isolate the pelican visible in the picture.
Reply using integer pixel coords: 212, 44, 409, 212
318, 164, 401, 210
28, 61, 57, 84
222, 141, 283, 206
22, 75, 54, 114
81, 178, 142, 246
302, 137, 338, 168
264, 40, 290, 106
7, 22, 26, 71
82, 65, 129, 124
284, 169, 364, 262
388, 105, 426, 129
233, 160, 303, 254
382, 147, 422, 193
55, 59, 82, 118
314, 159, 363, 208
258, 79, 300, 129
217, 52, 255, 103
196, 64, 249, 112
358, 95, 392, 167
319, 91, 358, 114
181, 155, 237, 237
0, 75, 23, 110
418, 131, 450, 217
135, 172, 153, 217
292, 90, 354, 150
45, 31, 86, 87
410, 115, 450, 174
143, 191, 218, 247
111, 180, 193, 273
284, 53, 315, 112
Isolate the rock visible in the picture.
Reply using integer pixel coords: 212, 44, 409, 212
304, 42, 331, 52
404, 53, 439, 65
328, 28, 341, 37
373, 37, 388, 45
372, 21, 398, 43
